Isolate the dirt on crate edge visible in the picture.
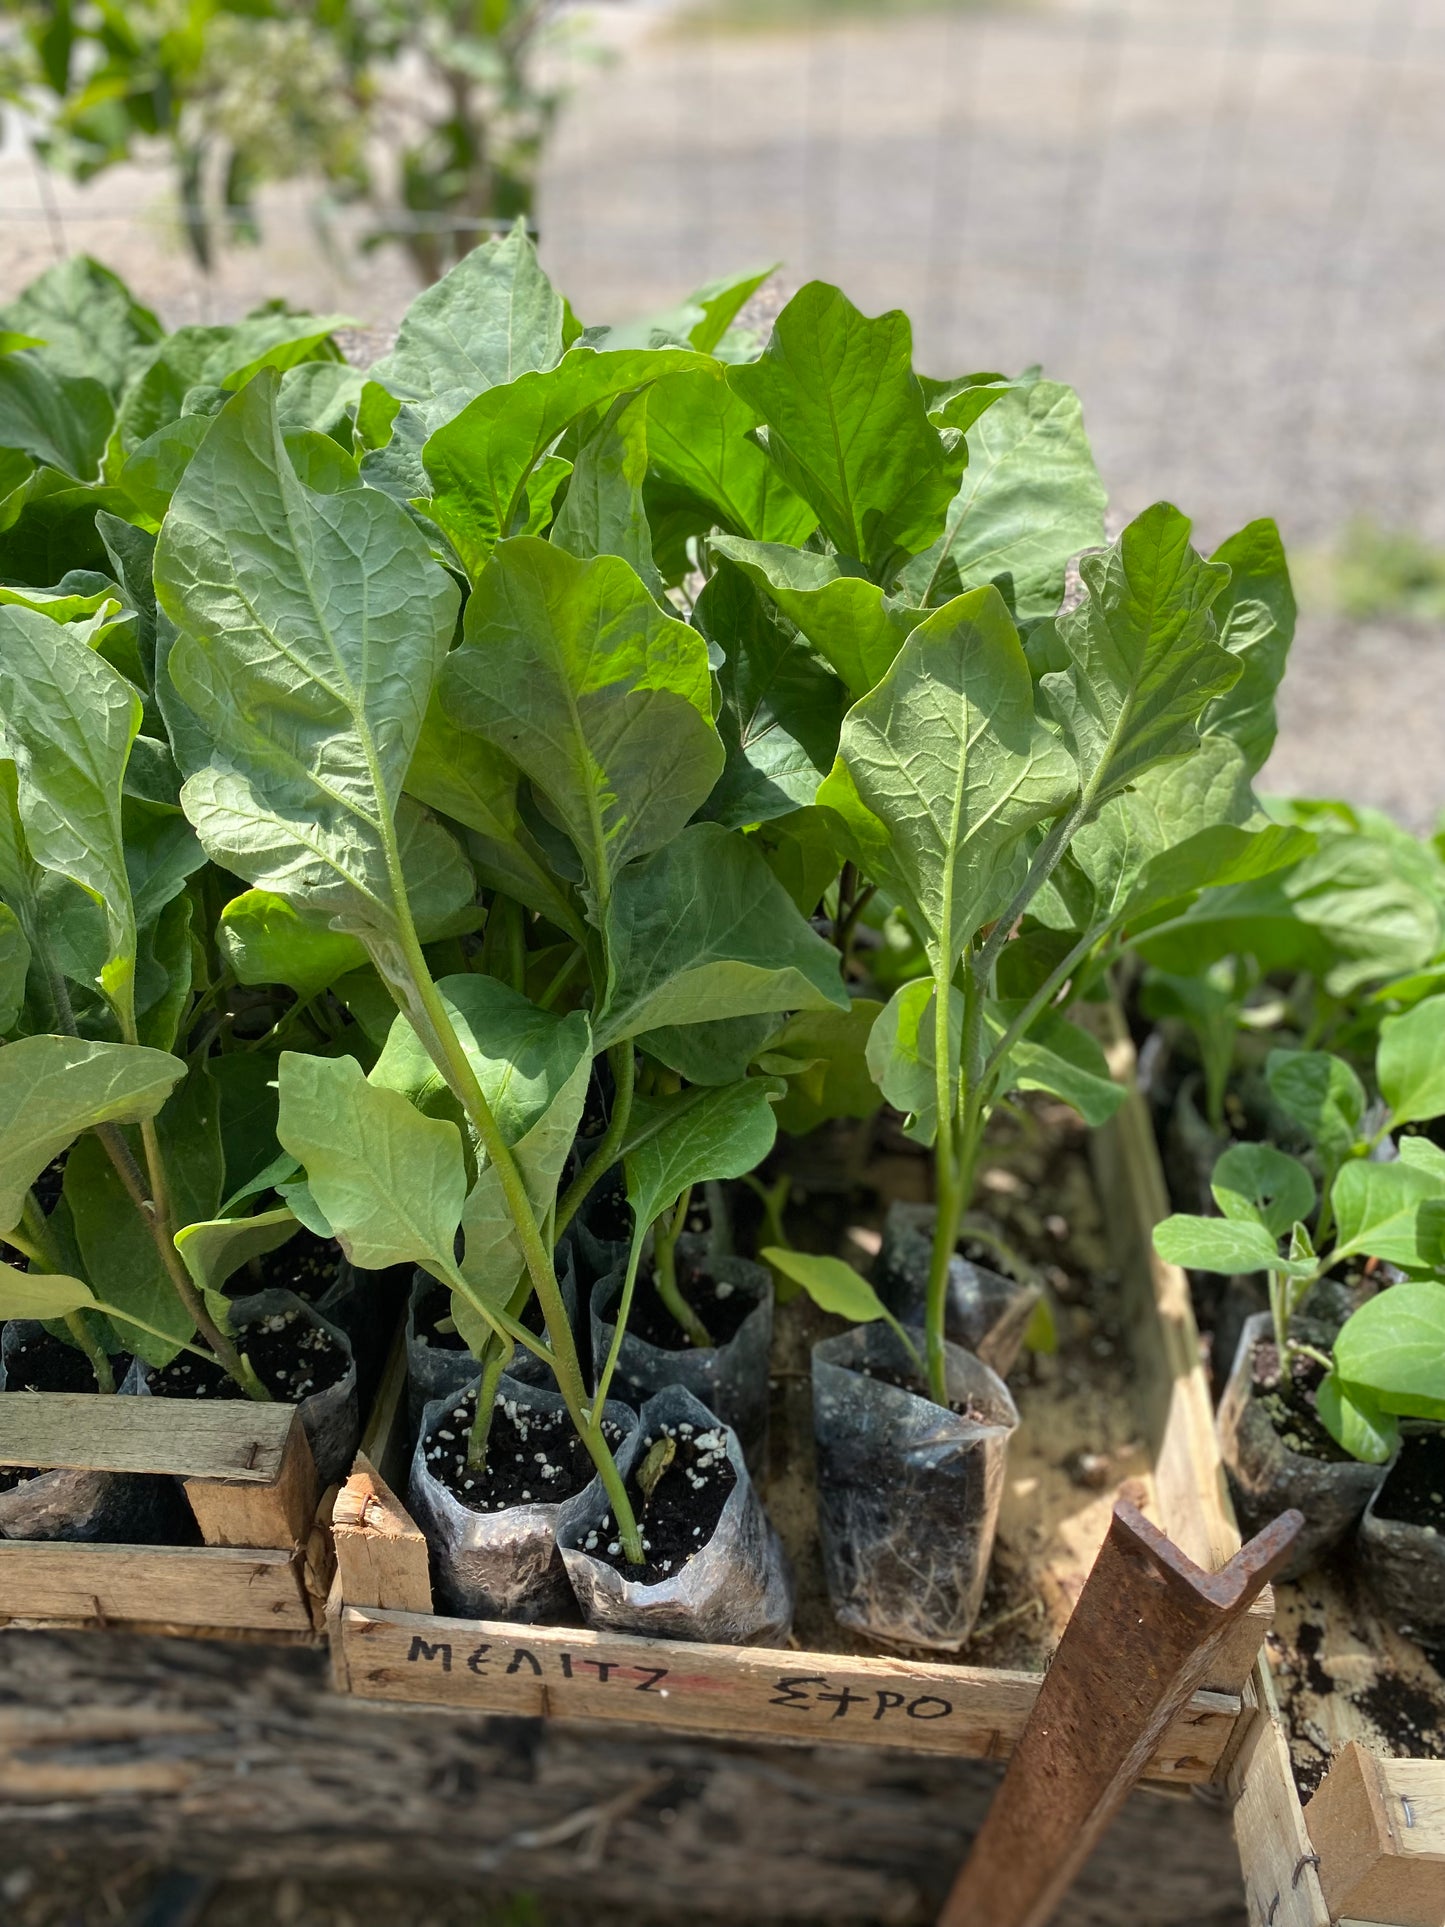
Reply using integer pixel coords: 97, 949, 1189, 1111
765, 1098, 1155, 1674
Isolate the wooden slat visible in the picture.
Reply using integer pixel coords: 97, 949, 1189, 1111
336, 1604, 1239, 1779
1306, 1743, 1445, 1927
332, 1455, 432, 1616
1091, 1010, 1273, 1695
0, 1541, 313, 1632
1228, 1664, 1332, 1927
0, 1393, 299, 1482
183, 1413, 319, 1551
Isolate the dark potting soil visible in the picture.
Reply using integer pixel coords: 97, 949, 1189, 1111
1374, 1427, 1445, 1529
584, 1168, 632, 1246
422, 1385, 623, 1515
1252, 1341, 1352, 1463
250, 1229, 343, 1303
855, 1360, 992, 1423
585, 1418, 737, 1586
0, 1325, 132, 1491
146, 1307, 348, 1404
415, 1279, 549, 1354
625, 1257, 752, 1353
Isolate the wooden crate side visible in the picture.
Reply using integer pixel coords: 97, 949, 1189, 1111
336, 1603, 1239, 1778
0, 1542, 314, 1633
1091, 1012, 1272, 1695
0, 1394, 297, 1481
1228, 1664, 1332, 1927
183, 1414, 320, 1551
1306, 1744, 1445, 1927
332, 1456, 432, 1616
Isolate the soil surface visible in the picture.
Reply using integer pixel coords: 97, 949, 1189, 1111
853, 1359, 992, 1424
146, 1306, 348, 1404
624, 1257, 754, 1353
585, 1420, 737, 1584
1251, 1341, 1352, 1463
251, 1229, 344, 1303
414, 1278, 552, 1353
422, 1385, 614, 1515
1375, 1425, 1445, 1529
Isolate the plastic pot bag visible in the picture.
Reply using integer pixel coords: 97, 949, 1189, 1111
875, 1203, 1040, 1380
1217, 1312, 1385, 1580
409, 1373, 640, 1621
407, 1251, 580, 1429
559, 1383, 793, 1645
1357, 1424, 1445, 1643
812, 1323, 1018, 1651
590, 1246, 773, 1470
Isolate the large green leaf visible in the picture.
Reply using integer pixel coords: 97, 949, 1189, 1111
219, 890, 368, 1001
0, 1035, 183, 1234
117, 312, 351, 454
897, 380, 1107, 620
1286, 835, 1440, 997
1316, 1373, 1398, 1464
277, 1050, 466, 1278
0, 901, 29, 1034
645, 372, 816, 547
442, 538, 721, 912
1266, 1050, 1366, 1172
866, 978, 962, 1145
174, 1206, 301, 1300
549, 391, 665, 598
422, 346, 717, 577
727, 282, 959, 577
0, 256, 162, 396
367, 222, 565, 430
817, 586, 1075, 976
767, 998, 883, 1135
594, 822, 848, 1047
624, 1077, 782, 1231
0, 1264, 98, 1322
1377, 995, 1445, 1128
1041, 504, 1240, 809
155, 371, 468, 969
0, 605, 142, 1026
1330, 1159, 1445, 1267
1334, 1281, 1445, 1420
1201, 519, 1296, 777
1153, 1213, 1314, 1278
709, 536, 926, 698
0, 353, 112, 482
990, 1005, 1125, 1125
694, 561, 848, 827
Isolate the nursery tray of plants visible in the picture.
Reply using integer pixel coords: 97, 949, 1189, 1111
0, 1395, 332, 1640
327, 1018, 1268, 1778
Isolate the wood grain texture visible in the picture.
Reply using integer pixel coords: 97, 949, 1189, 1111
332, 1456, 431, 1616
1306, 1743, 1445, 1927
0, 1541, 314, 1631
334, 1602, 1239, 1778
0, 1393, 300, 1480
0, 1626, 1250, 1924
183, 1413, 320, 1550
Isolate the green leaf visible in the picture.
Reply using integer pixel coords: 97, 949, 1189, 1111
866, 979, 962, 1146
442, 538, 721, 911
594, 822, 848, 1047
761, 1249, 895, 1330
218, 890, 368, 1001
0, 256, 162, 396
642, 1013, 783, 1087
174, 1205, 301, 1299
0, 607, 141, 1023
155, 371, 467, 963
0, 1264, 97, 1322
212, 1051, 284, 1200
117, 313, 351, 453
708, 536, 926, 698
624, 1077, 782, 1232
549, 391, 665, 598
1334, 1281, 1445, 1420
404, 695, 583, 940
1378, 995, 1445, 1128
277, 1050, 466, 1277
0, 902, 30, 1034
276, 362, 366, 443
818, 586, 1076, 977
0, 354, 112, 480
748, 806, 844, 916
423, 346, 718, 577
1331, 1159, 1445, 1267
694, 561, 848, 826
1265, 1050, 1366, 1169
1201, 519, 1296, 777
727, 282, 959, 577
897, 379, 1107, 620
1041, 504, 1239, 808
368, 222, 565, 430
1210, 1143, 1316, 1238
1316, 1372, 1398, 1464
587, 264, 775, 356
1287, 835, 1440, 997
993, 1006, 1126, 1125
1153, 1212, 1311, 1277
645, 372, 816, 547
769, 999, 884, 1135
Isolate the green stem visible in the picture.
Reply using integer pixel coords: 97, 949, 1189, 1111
982, 923, 1107, 1085
10, 1196, 116, 1394
594, 1235, 645, 1413
467, 1331, 516, 1471
555, 1044, 635, 1237
651, 1186, 712, 1349
537, 946, 584, 1013
972, 801, 1087, 988
925, 959, 961, 1405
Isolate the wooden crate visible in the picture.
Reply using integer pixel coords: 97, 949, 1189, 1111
0, 1395, 333, 1640
327, 1021, 1271, 1777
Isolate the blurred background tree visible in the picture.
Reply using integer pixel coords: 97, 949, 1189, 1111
0, 0, 571, 279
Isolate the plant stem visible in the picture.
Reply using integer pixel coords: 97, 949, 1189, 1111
467, 1329, 516, 1472
925, 961, 961, 1405
555, 1044, 635, 1236
651, 1186, 712, 1349
5, 1195, 116, 1393
537, 946, 584, 1012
